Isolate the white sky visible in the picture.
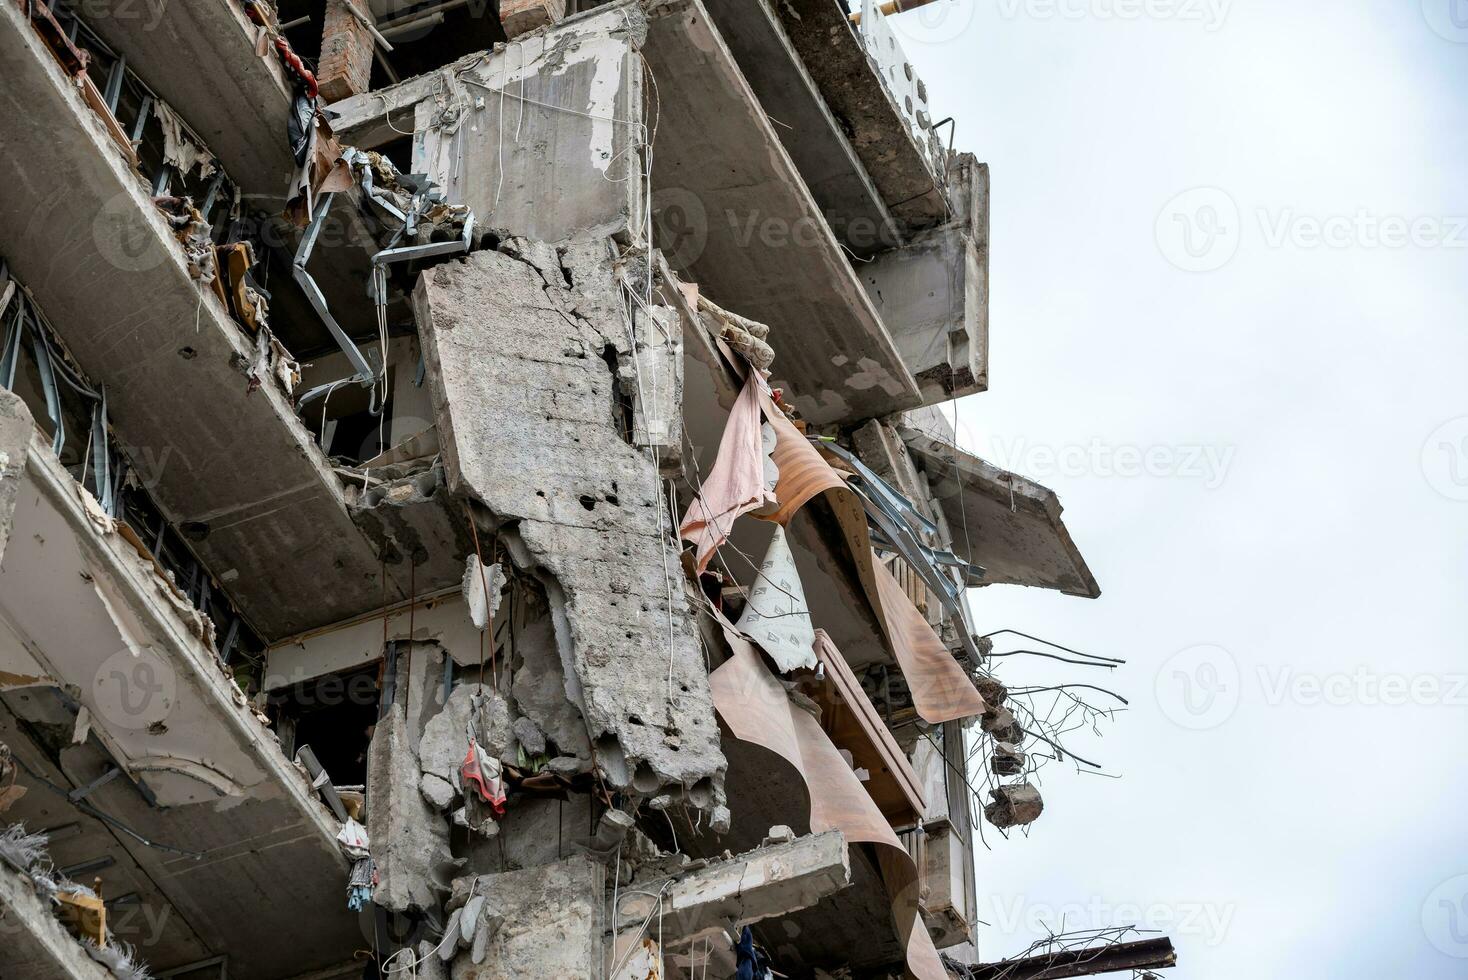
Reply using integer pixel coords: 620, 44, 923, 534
888, 1, 1468, 975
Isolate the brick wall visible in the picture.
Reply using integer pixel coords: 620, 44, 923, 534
318, 0, 374, 103
499, 0, 566, 38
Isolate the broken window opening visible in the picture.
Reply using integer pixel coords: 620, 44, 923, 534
50, 2, 241, 234
602, 342, 637, 443
269, 664, 382, 787
0, 263, 268, 679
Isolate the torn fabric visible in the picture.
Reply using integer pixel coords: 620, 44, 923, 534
679, 371, 775, 573
153, 100, 217, 179
709, 623, 945, 980
753, 389, 984, 723
870, 557, 986, 723
285, 109, 352, 226
734, 525, 816, 673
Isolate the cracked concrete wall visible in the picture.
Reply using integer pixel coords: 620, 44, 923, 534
368, 656, 455, 912
414, 241, 725, 815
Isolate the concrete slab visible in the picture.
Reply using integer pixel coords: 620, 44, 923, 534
0, 5, 414, 640
351, 3, 649, 245
642, 0, 922, 425
610, 830, 851, 942
901, 429, 1101, 598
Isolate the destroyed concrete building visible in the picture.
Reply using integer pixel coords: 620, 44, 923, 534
0, 1, 1142, 978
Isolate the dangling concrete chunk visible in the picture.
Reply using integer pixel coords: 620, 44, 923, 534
735, 525, 818, 673
984, 783, 1044, 829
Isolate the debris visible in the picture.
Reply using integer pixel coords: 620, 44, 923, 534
462, 554, 506, 631
984, 783, 1044, 830
735, 525, 818, 673
153, 100, 217, 179
152, 196, 219, 286
991, 742, 1026, 776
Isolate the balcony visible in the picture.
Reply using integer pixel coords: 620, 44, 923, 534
0, 0, 418, 639
0, 391, 359, 978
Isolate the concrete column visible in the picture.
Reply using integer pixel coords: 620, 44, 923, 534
318, 0, 375, 104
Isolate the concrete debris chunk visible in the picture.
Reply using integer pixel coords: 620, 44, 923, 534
991, 742, 1026, 776
984, 782, 1044, 829
415, 244, 725, 811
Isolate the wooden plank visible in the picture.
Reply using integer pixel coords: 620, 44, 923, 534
811, 629, 925, 825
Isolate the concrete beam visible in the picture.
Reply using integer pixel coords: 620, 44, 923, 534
643, 0, 923, 425
700, 0, 902, 256
611, 830, 852, 943
0, 5, 415, 639
770, 0, 949, 235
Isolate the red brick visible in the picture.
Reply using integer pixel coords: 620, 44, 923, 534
318, 0, 375, 103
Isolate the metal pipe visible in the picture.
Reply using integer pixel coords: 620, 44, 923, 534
379, 10, 442, 38
376, 0, 471, 33
343, 0, 395, 51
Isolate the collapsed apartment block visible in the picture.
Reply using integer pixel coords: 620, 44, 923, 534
0, 1, 1174, 978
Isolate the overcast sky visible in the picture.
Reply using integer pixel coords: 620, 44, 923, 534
886, 1, 1468, 975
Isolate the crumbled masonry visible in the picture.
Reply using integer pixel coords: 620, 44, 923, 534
416, 242, 726, 813
0, 0, 1140, 977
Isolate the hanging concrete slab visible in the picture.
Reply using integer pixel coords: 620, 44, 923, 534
900, 428, 1101, 598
